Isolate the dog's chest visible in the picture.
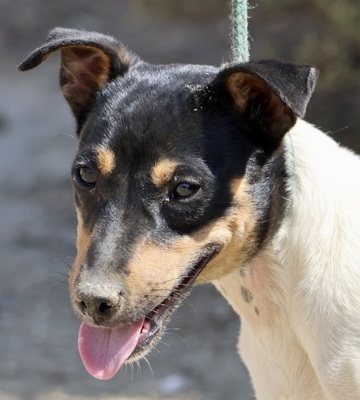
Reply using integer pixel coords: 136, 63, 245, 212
214, 255, 281, 327
213, 255, 325, 399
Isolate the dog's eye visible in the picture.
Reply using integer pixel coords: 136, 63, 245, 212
172, 182, 199, 199
77, 166, 96, 188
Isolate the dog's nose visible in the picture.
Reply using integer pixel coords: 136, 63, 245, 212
74, 283, 122, 324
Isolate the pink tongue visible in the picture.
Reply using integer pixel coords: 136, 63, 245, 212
78, 318, 144, 380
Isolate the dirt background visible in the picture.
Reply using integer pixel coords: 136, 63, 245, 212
0, 1, 359, 400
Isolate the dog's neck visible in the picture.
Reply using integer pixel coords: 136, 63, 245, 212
214, 118, 359, 326
212, 134, 296, 328
212, 120, 319, 325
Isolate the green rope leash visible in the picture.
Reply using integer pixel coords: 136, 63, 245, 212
230, 0, 250, 63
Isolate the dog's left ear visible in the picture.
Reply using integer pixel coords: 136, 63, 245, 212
215, 60, 319, 150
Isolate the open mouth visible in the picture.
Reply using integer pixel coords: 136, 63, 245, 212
77, 244, 220, 380
136, 244, 220, 350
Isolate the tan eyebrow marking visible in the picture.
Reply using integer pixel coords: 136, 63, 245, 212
96, 147, 116, 175
151, 158, 179, 187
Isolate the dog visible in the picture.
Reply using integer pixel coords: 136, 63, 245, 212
19, 28, 360, 399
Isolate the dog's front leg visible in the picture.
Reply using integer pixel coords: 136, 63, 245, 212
291, 280, 360, 399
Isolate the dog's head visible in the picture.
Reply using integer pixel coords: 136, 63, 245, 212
19, 28, 318, 380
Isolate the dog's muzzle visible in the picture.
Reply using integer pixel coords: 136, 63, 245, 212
74, 244, 220, 380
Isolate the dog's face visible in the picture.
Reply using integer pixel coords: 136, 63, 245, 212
19, 28, 318, 380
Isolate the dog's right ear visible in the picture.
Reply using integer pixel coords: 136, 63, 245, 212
212, 60, 318, 151
18, 28, 139, 124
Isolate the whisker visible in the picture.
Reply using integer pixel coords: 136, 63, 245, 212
53, 258, 73, 271
135, 360, 141, 377
61, 260, 73, 270
151, 346, 162, 355
182, 299, 197, 312
176, 334, 190, 347
61, 132, 93, 151
61, 132, 77, 141
165, 327, 182, 332
129, 362, 134, 380
158, 339, 171, 348
326, 125, 348, 136
142, 356, 154, 377
57, 271, 70, 279
152, 276, 183, 286
122, 363, 128, 378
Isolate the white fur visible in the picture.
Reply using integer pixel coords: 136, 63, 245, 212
214, 119, 360, 399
